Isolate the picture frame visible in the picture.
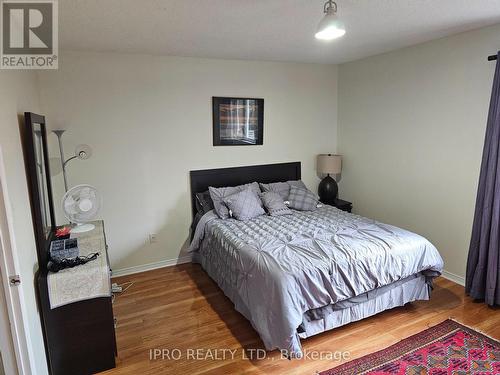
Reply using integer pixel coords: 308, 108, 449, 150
212, 97, 264, 146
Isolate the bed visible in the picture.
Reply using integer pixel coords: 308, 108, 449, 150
189, 162, 444, 357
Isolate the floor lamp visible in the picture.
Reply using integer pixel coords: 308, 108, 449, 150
52, 130, 92, 192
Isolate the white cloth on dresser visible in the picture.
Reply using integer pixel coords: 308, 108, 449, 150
47, 221, 111, 309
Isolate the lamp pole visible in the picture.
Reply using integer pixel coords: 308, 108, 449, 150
52, 130, 69, 192
53, 131, 93, 193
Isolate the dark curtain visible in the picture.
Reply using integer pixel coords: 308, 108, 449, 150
466, 51, 500, 306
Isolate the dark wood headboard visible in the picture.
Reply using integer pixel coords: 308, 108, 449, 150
189, 162, 301, 218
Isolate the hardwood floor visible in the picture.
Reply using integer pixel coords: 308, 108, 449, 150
102, 264, 500, 375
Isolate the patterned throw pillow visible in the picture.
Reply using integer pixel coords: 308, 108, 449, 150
288, 185, 319, 211
222, 188, 265, 221
209, 182, 260, 219
260, 191, 293, 216
259, 180, 308, 201
195, 191, 214, 214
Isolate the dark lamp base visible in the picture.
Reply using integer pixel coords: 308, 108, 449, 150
318, 175, 338, 205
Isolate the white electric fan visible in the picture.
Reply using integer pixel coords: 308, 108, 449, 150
62, 184, 102, 233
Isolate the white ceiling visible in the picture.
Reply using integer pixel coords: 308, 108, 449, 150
60, 0, 500, 64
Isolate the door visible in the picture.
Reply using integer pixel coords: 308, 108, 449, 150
0, 262, 17, 375
0, 147, 31, 375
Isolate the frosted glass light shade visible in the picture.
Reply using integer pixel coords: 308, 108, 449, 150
315, 13, 346, 40
317, 154, 342, 174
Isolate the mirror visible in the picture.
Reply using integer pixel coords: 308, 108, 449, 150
23, 113, 56, 270
33, 123, 52, 239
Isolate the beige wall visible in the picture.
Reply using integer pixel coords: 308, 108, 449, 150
338, 23, 500, 281
0, 71, 48, 374
38, 52, 338, 272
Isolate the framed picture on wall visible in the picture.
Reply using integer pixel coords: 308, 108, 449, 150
212, 97, 264, 146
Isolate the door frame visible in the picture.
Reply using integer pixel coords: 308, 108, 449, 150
0, 263, 17, 374
0, 147, 32, 374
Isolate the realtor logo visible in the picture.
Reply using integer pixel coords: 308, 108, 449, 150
1, 0, 58, 69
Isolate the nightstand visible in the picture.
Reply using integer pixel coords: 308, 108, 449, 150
333, 199, 352, 213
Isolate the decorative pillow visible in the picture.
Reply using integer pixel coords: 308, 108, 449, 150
288, 180, 307, 190
260, 191, 293, 216
209, 182, 260, 219
259, 180, 307, 201
222, 188, 265, 221
195, 191, 214, 214
288, 185, 319, 211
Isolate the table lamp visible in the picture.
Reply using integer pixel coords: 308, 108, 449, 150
317, 154, 342, 205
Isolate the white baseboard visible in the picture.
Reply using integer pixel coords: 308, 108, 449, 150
111, 255, 192, 278
440, 269, 465, 286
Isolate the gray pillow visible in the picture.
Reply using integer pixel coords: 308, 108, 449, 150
259, 180, 307, 201
288, 180, 308, 189
209, 182, 260, 219
222, 188, 265, 221
260, 192, 293, 216
288, 185, 319, 211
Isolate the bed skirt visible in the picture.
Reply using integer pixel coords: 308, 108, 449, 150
298, 273, 430, 339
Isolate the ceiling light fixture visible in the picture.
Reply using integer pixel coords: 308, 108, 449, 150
315, 0, 346, 41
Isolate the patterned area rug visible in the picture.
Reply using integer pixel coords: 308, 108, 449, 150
321, 320, 500, 375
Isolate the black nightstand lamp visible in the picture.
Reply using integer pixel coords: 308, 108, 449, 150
317, 154, 342, 205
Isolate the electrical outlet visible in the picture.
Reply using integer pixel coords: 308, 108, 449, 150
149, 233, 157, 244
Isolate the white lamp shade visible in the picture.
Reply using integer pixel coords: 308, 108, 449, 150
315, 13, 346, 40
317, 154, 342, 174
